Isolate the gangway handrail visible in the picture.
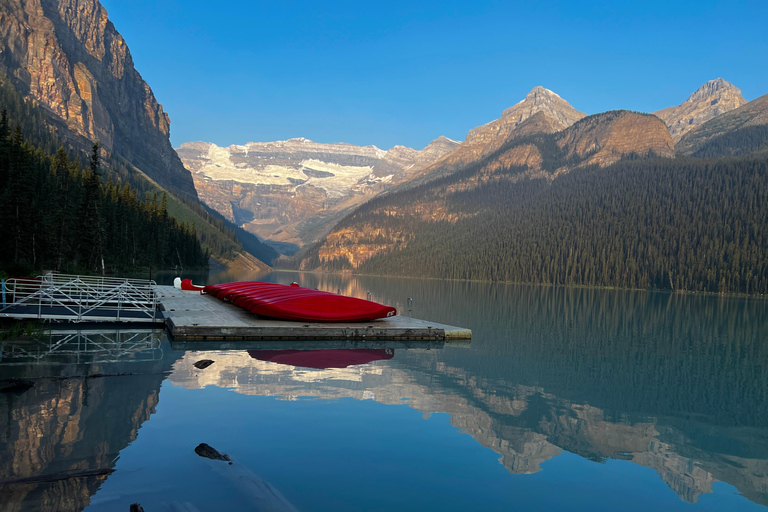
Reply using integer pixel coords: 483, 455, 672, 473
0, 273, 161, 323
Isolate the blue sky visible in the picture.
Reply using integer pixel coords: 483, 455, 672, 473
100, 0, 768, 150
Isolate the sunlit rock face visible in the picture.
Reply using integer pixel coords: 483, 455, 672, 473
654, 78, 748, 142
176, 136, 458, 249
0, 0, 197, 197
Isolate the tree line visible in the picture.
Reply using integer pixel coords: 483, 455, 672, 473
0, 71, 277, 267
0, 112, 208, 276
306, 130, 768, 295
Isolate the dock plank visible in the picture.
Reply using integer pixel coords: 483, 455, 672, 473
156, 286, 471, 342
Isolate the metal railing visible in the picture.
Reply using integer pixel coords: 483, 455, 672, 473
0, 273, 160, 323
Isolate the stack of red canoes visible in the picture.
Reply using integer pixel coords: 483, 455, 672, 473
203, 281, 397, 322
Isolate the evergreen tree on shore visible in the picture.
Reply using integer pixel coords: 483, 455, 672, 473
0, 111, 207, 276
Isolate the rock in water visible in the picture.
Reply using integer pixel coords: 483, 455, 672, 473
193, 359, 215, 370
194, 443, 231, 462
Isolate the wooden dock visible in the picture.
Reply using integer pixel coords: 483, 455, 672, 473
156, 286, 472, 342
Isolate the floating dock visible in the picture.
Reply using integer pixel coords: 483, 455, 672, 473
157, 286, 472, 342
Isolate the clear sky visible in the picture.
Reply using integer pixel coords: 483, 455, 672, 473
100, 0, 768, 150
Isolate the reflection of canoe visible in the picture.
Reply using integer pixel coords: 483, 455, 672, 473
204, 281, 397, 322
248, 349, 394, 369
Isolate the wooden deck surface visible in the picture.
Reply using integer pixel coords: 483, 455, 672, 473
156, 286, 472, 342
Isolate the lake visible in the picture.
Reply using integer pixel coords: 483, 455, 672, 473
1, 271, 766, 511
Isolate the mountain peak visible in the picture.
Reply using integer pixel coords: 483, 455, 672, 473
500, 86, 584, 128
654, 78, 747, 142
526, 85, 562, 101
428, 135, 461, 147
686, 78, 742, 104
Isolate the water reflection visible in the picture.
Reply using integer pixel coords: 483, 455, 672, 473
248, 349, 394, 369
0, 329, 179, 512
1, 277, 766, 510
169, 278, 768, 508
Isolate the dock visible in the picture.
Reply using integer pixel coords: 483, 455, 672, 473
157, 286, 472, 342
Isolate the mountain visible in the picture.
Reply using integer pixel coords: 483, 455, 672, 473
307, 110, 674, 268
177, 136, 459, 251
0, 0, 196, 197
0, 0, 278, 269
300, 109, 768, 295
425, 86, 586, 171
654, 78, 747, 142
676, 93, 768, 158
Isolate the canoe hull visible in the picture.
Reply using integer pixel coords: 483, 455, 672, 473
204, 282, 397, 322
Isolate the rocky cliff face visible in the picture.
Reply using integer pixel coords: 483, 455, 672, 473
177, 136, 458, 249
654, 78, 747, 142
0, 0, 196, 197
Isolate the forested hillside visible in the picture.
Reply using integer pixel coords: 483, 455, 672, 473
0, 113, 207, 275
303, 121, 768, 294
0, 72, 277, 267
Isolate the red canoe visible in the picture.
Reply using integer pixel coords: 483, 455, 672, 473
181, 278, 205, 292
248, 349, 394, 369
203, 281, 397, 322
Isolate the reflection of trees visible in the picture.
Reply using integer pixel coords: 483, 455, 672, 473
169, 277, 768, 506
0, 337, 179, 512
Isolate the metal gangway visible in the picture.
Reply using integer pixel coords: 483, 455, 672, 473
0, 273, 161, 323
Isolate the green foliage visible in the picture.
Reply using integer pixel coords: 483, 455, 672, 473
0, 70, 275, 266
0, 110, 208, 274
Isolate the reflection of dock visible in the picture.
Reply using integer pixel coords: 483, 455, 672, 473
157, 286, 472, 342
0, 327, 163, 366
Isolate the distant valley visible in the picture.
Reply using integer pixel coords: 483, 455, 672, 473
177, 136, 458, 253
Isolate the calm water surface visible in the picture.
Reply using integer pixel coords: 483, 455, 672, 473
1, 271, 766, 511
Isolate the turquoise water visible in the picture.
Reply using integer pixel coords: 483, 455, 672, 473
1, 272, 766, 511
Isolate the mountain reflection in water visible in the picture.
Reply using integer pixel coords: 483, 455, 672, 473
171, 277, 768, 509
1, 277, 766, 511
0, 328, 176, 512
